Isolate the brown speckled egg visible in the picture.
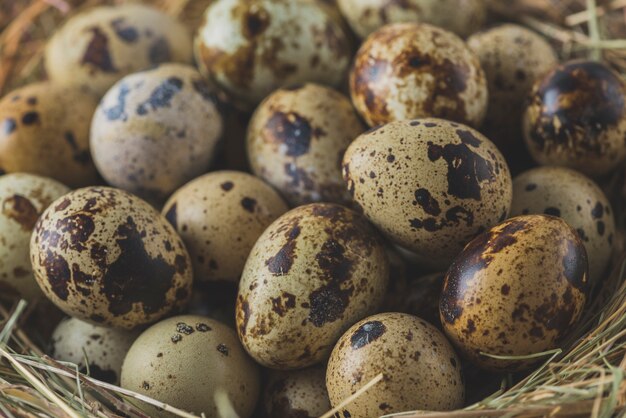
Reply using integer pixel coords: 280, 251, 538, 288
50, 317, 139, 384
522, 60, 626, 177
326, 312, 464, 417
342, 118, 512, 269
350, 23, 488, 128
0, 83, 99, 187
90, 63, 223, 203
30, 187, 193, 329
264, 366, 330, 418
511, 167, 615, 286
441, 215, 589, 371
236, 203, 389, 369
121, 315, 260, 418
45, 3, 192, 97
247, 83, 365, 206
467, 24, 557, 162
337, 0, 486, 39
162, 171, 289, 283
404, 272, 445, 329
0, 174, 70, 300
194, 0, 352, 109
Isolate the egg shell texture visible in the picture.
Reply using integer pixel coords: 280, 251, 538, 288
326, 312, 464, 417
511, 167, 614, 285
522, 60, 626, 177
45, 3, 192, 96
162, 171, 289, 283
236, 203, 389, 369
342, 118, 512, 268
121, 315, 260, 418
264, 366, 330, 418
0, 83, 99, 187
90, 63, 223, 202
30, 186, 193, 329
195, 0, 352, 107
0, 174, 70, 300
247, 83, 365, 206
350, 23, 488, 127
441, 215, 589, 371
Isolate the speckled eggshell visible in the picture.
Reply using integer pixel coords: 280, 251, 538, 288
522, 60, 626, 177
404, 272, 446, 329
467, 24, 557, 152
511, 167, 615, 286
30, 187, 193, 329
337, 0, 486, 39
350, 23, 488, 128
45, 3, 193, 97
121, 315, 259, 418
441, 215, 589, 371
162, 171, 289, 283
264, 366, 330, 418
342, 118, 512, 269
194, 0, 352, 108
326, 312, 464, 417
50, 317, 139, 384
0, 83, 99, 187
0, 174, 70, 300
236, 203, 389, 369
90, 63, 223, 202
247, 83, 365, 206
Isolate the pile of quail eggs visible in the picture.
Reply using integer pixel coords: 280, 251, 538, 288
0, 0, 624, 417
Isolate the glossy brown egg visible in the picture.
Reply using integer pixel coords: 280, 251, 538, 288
264, 366, 330, 418
522, 60, 626, 177
326, 312, 464, 417
441, 215, 589, 371
342, 118, 512, 269
350, 23, 488, 127
236, 203, 389, 369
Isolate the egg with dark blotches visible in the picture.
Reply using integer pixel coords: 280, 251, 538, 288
194, 0, 352, 108
342, 118, 512, 269
326, 312, 464, 418
90, 63, 223, 203
522, 60, 626, 177
45, 3, 192, 97
236, 203, 389, 369
121, 315, 260, 418
0, 174, 70, 300
350, 23, 488, 128
30, 187, 193, 330
441, 215, 589, 371
50, 317, 139, 384
247, 83, 365, 206
337, 0, 486, 39
162, 171, 289, 283
511, 167, 615, 286
0, 82, 99, 187
264, 366, 330, 418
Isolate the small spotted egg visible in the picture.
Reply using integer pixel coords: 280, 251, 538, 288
342, 118, 512, 269
511, 167, 615, 286
45, 3, 193, 96
0, 82, 99, 187
264, 366, 330, 418
121, 315, 260, 418
326, 312, 464, 417
50, 317, 139, 384
30, 187, 193, 329
247, 83, 366, 206
350, 23, 488, 127
90, 63, 223, 203
0, 173, 69, 300
162, 171, 289, 283
194, 0, 352, 108
441, 215, 589, 371
236, 203, 389, 369
522, 60, 626, 177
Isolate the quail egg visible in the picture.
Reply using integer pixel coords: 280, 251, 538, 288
264, 366, 331, 418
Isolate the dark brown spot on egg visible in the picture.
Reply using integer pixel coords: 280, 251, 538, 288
264, 111, 314, 157
3, 118, 16, 135
56, 214, 95, 251
591, 202, 604, 219
525, 183, 537, 191
351, 320, 386, 349
81, 27, 117, 73
241, 197, 257, 213
2, 195, 38, 230
597, 221, 605, 236
72, 263, 94, 296
21, 112, 39, 125
308, 284, 353, 328
501, 284, 510, 295
265, 223, 300, 275
237, 296, 251, 336
110, 18, 139, 43
171, 334, 182, 343
136, 77, 183, 115
351, 58, 391, 126
103, 83, 130, 121
176, 322, 194, 335
270, 292, 296, 317
221, 181, 234, 191
196, 323, 211, 332
148, 38, 171, 63
217, 343, 229, 356
242, 8, 270, 39
42, 251, 70, 301
414, 188, 441, 216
